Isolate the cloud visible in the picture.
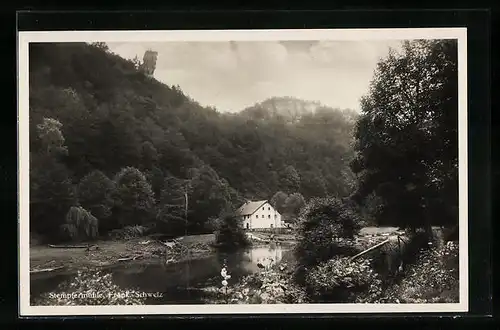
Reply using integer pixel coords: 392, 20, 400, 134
107, 40, 403, 112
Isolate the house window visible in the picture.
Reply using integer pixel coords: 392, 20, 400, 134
246, 223, 249, 229
270, 224, 274, 228
268, 207, 270, 210
262, 215, 265, 218
262, 207, 264, 210
274, 215, 277, 218
268, 215, 271, 218
256, 215, 258, 218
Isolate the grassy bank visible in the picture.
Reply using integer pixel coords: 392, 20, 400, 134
30, 234, 216, 273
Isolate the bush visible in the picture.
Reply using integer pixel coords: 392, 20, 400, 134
32, 271, 147, 305
206, 261, 309, 304
108, 225, 149, 240
381, 241, 459, 303
214, 214, 250, 251
305, 256, 382, 302
294, 197, 362, 282
354, 241, 459, 303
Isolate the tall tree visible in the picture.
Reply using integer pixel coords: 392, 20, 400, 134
111, 167, 155, 227
350, 40, 458, 231
187, 165, 241, 233
156, 174, 190, 236
271, 191, 288, 214
280, 165, 301, 193
77, 170, 115, 232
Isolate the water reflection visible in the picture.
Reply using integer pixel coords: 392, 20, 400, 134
241, 244, 284, 272
31, 243, 292, 305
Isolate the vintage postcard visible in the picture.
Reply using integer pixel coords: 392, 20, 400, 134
18, 28, 468, 316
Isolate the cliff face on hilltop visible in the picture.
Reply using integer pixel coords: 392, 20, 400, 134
240, 96, 358, 125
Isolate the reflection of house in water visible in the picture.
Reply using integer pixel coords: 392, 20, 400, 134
242, 245, 283, 271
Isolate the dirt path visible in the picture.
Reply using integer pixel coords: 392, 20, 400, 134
30, 234, 216, 273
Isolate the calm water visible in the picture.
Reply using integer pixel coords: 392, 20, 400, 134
31, 243, 294, 305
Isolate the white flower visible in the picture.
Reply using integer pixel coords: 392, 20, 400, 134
222, 280, 228, 286
225, 274, 231, 280
221, 268, 227, 277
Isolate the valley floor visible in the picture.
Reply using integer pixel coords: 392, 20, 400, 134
29, 234, 215, 273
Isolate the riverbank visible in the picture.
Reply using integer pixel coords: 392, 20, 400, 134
30, 234, 216, 274
29, 232, 297, 274
245, 231, 297, 245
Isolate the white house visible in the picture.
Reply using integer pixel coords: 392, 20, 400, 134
237, 200, 284, 230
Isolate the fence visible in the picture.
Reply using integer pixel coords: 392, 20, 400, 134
247, 228, 292, 234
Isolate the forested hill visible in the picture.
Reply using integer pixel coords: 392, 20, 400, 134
241, 97, 358, 126
29, 42, 357, 239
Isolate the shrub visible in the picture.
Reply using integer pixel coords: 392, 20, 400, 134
108, 225, 149, 240
384, 241, 459, 303
206, 262, 309, 304
32, 271, 147, 305
294, 197, 362, 283
214, 214, 250, 251
355, 241, 459, 303
305, 256, 382, 302
60, 206, 98, 242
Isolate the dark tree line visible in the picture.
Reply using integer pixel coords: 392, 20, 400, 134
350, 39, 459, 232
29, 42, 356, 242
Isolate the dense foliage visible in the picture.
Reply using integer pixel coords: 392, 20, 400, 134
354, 241, 459, 303
214, 213, 250, 251
350, 40, 458, 231
60, 206, 99, 242
305, 256, 382, 302
270, 191, 306, 226
294, 197, 362, 283
29, 42, 356, 242
32, 271, 147, 306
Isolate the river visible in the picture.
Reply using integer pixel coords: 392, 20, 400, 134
30, 243, 294, 305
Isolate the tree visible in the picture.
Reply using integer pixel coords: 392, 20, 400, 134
270, 191, 288, 214
294, 197, 362, 283
132, 55, 142, 70
30, 154, 77, 240
156, 174, 189, 236
300, 171, 327, 198
36, 117, 68, 156
350, 40, 458, 232
145, 165, 165, 202
283, 192, 306, 225
111, 167, 155, 227
60, 206, 99, 242
214, 210, 250, 251
141, 141, 159, 170
280, 165, 301, 193
77, 170, 115, 232
187, 165, 240, 233
90, 42, 109, 51
30, 117, 76, 241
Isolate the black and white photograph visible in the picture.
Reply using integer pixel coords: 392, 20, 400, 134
18, 28, 468, 315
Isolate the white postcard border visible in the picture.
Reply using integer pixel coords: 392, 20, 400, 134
18, 27, 468, 316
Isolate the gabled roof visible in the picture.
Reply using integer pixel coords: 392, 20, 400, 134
237, 200, 268, 216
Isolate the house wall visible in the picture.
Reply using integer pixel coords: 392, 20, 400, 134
242, 202, 283, 229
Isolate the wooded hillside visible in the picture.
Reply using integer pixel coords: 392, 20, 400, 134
29, 42, 357, 242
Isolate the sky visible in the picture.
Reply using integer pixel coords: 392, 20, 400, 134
107, 40, 403, 113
